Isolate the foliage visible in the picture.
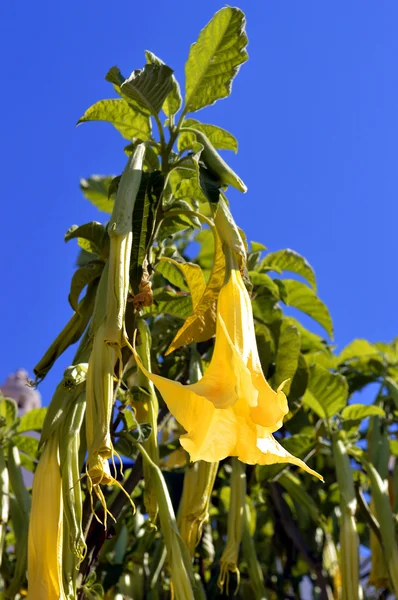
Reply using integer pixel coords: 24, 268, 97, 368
2, 7, 398, 600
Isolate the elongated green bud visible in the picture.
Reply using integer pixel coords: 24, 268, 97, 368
135, 318, 159, 523
86, 144, 145, 523
178, 461, 218, 557
332, 436, 360, 600
367, 417, 390, 588
278, 470, 321, 525
365, 459, 398, 596
34, 281, 97, 382
183, 127, 247, 193
6, 444, 31, 600
218, 458, 246, 593
242, 503, 268, 600
138, 444, 196, 600
0, 448, 9, 568
60, 391, 86, 564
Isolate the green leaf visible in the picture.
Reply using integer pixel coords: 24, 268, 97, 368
249, 271, 280, 299
182, 118, 238, 152
185, 7, 248, 112
261, 249, 316, 290
337, 339, 381, 364
80, 176, 116, 214
145, 50, 182, 117
166, 227, 225, 354
303, 364, 348, 419
18, 408, 47, 433
157, 258, 206, 309
283, 317, 329, 355
341, 404, 385, 422
121, 63, 174, 116
0, 396, 18, 429
169, 155, 207, 203
282, 279, 333, 339
12, 435, 39, 459
152, 290, 193, 320
252, 291, 282, 325
255, 323, 275, 377
77, 98, 152, 141
68, 262, 104, 313
273, 320, 301, 394
131, 171, 163, 291
65, 222, 108, 258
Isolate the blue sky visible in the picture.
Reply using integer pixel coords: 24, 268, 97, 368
1, 1, 397, 405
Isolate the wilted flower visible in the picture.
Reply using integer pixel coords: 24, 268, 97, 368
28, 434, 65, 599
134, 266, 322, 479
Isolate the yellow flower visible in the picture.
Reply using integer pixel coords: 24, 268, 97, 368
134, 268, 322, 479
28, 434, 66, 600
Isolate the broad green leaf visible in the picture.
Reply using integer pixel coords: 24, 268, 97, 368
65, 222, 108, 259
255, 323, 275, 376
157, 258, 206, 308
182, 118, 238, 152
185, 7, 248, 112
282, 279, 333, 339
145, 50, 182, 117
0, 396, 18, 429
68, 262, 103, 313
196, 229, 215, 270
177, 130, 203, 155
131, 171, 163, 291
80, 176, 115, 213
273, 320, 301, 394
156, 258, 189, 291
152, 290, 192, 320
18, 408, 47, 433
77, 98, 152, 141
341, 404, 385, 422
288, 353, 309, 402
283, 317, 330, 355
121, 63, 174, 116
261, 249, 316, 291
168, 155, 207, 203
303, 363, 348, 419
166, 228, 225, 354
12, 435, 39, 459
249, 271, 280, 299
337, 339, 381, 364
252, 291, 282, 325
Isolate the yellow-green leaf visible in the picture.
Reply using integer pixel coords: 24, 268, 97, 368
78, 98, 151, 140
185, 7, 248, 113
273, 320, 301, 394
282, 279, 333, 339
166, 229, 225, 354
157, 258, 206, 308
261, 249, 316, 290
303, 364, 348, 419
182, 118, 237, 152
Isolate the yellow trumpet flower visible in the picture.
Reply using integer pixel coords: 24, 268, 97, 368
134, 266, 322, 479
28, 434, 66, 600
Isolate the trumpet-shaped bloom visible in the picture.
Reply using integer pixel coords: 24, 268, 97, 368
28, 434, 66, 600
134, 268, 322, 479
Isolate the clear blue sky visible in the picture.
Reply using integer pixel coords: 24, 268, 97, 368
1, 1, 397, 406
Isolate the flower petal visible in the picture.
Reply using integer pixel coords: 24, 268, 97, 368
133, 348, 237, 461
256, 433, 323, 481
28, 435, 66, 599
